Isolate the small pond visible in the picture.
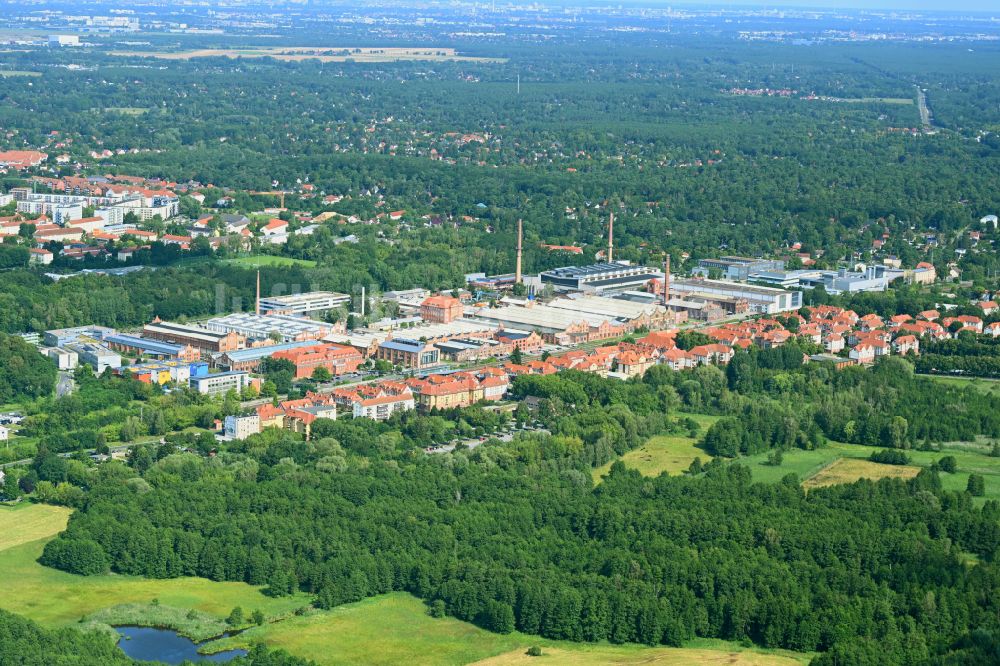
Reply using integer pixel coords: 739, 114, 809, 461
115, 626, 247, 664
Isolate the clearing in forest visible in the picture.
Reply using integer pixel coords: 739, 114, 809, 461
803, 457, 920, 490
111, 47, 505, 63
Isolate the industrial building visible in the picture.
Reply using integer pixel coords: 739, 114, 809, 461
540, 262, 661, 296
258, 291, 351, 316
40, 347, 78, 370
204, 313, 334, 344
271, 343, 364, 378
466, 302, 629, 345
325, 320, 499, 358
748, 265, 892, 295
434, 338, 507, 362
66, 343, 121, 374
213, 340, 319, 372
104, 334, 201, 361
545, 294, 677, 330
43, 325, 116, 348
669, 278, 802, 314
695, 256, 785, 281
375, 339, 441, 370
143, 320, 243, 354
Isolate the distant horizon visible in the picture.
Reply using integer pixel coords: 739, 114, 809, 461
551, 0, 1000, 14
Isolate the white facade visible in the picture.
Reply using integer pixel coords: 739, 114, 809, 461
190, 371, 253, 396
259, 291, 352, 316
41, 347, 79, 370
0, 425, 8, 441
352, 397, 415, 420
224, 414, 261, 440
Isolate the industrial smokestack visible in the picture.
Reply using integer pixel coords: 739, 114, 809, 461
255, 270, 261, 315
663, 253, 671, 308
516, 219, 523, 284
607, 212, 614, 263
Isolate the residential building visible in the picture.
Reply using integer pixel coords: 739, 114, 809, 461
332, 381, 415, 420
405, 371, 509, 411
224, 414, 261, 440
0, 150, 47, 169
28, 248, 53, 265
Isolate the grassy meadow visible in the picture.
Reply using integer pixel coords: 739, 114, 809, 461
224, 255, 318, 269
0, 503, 71, 551
803, 458, 921, 489
0, 504, 309, 628
204, 593, 810, 666
0, 503, 809, 665
592, 413, 719, 482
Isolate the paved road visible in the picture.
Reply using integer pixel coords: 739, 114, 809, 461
916, 86, 933, 130
56, 372, 74, 398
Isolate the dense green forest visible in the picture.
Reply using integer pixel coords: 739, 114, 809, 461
34, 364, 1000, 664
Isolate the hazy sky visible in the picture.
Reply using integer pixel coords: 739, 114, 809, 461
691, 0, 999, 11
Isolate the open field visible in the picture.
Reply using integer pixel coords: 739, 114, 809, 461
803, 458, 921, 490
813, 96, 913, 104
920, 374, 1000, 396
2, 506, 811, 665
224, 255, 318, 269
592, 413, 719, 482
111, 47, 505, 64
0, 70, 41, 77
0, 503, 72, 551
733, 440, 1000, 502
0, 515, 309, 628
95, 107, 150, 115
205, 593, 810, 666
474, 640, 809, 666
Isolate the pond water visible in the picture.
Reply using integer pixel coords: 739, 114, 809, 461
115, 626, 247, 664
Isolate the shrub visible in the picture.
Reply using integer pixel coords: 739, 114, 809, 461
869, 450, 910, 465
